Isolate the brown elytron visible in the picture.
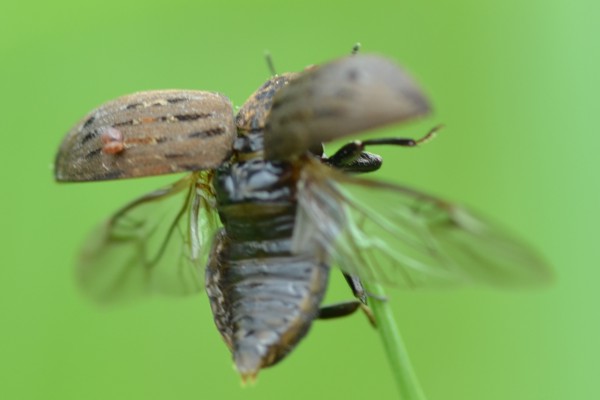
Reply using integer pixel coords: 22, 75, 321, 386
55, 90, 236, 181
55, 54, 550, 382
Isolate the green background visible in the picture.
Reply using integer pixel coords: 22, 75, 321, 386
1, 0, 598, 399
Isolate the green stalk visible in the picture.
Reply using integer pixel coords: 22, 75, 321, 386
365, 282, 428, 400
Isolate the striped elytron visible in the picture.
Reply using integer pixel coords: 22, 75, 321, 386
55, 54, 550, 381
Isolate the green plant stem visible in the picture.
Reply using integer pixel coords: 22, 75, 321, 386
365, 282, 428, 400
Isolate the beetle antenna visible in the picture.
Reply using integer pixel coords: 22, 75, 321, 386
264, 50, 277, 76
416, 124, 444, 145
351, 43, 361, 55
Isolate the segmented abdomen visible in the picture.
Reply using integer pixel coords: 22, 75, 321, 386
206, 160, 329, 380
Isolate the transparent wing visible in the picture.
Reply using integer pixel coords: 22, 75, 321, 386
77, 172, 219, 303
293, 160, 551, 288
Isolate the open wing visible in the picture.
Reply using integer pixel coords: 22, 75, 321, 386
293, 159, 551, 288
77, 172, 219, 303
264, 54, 430, 160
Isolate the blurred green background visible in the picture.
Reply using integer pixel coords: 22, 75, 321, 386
1, 0, 598, 399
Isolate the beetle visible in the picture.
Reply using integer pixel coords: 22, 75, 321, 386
55, 53, 550, 381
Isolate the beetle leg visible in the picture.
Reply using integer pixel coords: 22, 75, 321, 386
318, 301, 361, 318
343, 272, 377, 326
317, 272, 376, 327
342, 272, 368, 304
324, 124, 443, 173
318, 301, 376, 327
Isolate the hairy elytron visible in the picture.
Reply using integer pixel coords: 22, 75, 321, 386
55, 54, 549, 381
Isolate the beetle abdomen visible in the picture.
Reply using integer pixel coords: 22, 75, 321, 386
206, 230, 328, 381
207, 159, 329, 380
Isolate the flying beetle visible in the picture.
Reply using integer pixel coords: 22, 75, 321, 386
55, 52, 550, 381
